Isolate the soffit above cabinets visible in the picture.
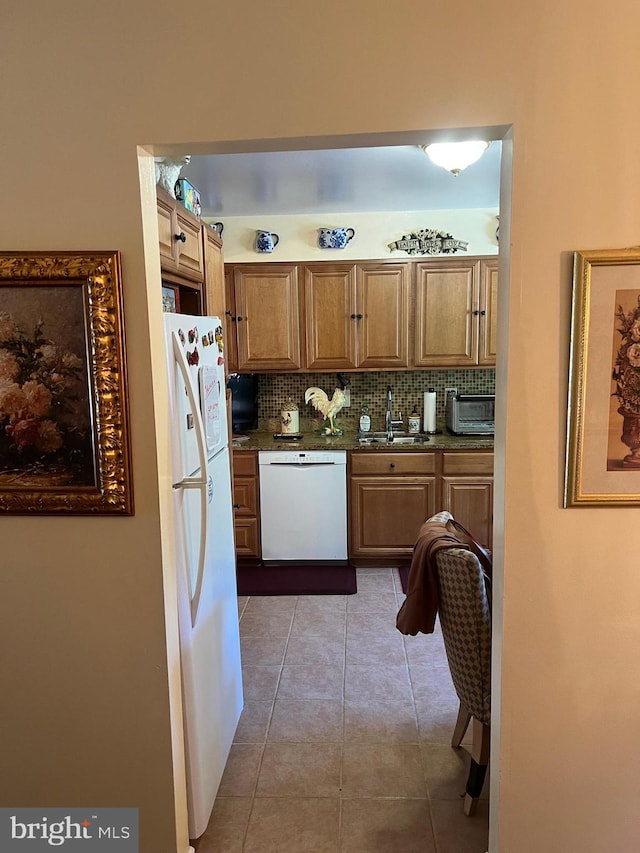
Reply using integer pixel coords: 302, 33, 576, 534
179, 143, 501, 218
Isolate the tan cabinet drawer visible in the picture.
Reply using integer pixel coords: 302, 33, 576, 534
442, 451, 494, 475
233, 478, 258, 516
234, 518, 261, 558
350, 451, 436, 476
233, 451, 258, 477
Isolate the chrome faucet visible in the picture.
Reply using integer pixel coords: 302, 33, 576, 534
386, 387, 393, 438
386, 387, 403, 440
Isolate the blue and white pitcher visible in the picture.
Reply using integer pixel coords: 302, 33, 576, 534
256, 230, 280, 253
318, 227, 355, 249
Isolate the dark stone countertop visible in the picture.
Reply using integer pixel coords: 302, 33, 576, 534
231, 424, 494, 453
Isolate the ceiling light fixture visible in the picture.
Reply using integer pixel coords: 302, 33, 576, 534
420, 141, 490, 176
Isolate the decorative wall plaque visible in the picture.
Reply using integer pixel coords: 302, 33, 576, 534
388, 228, 468, 256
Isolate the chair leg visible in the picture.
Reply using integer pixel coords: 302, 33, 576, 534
451, 702, 472, 748
463, 718, 490, 816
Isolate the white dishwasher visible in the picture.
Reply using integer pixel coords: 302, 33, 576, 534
258, 450, 348, 561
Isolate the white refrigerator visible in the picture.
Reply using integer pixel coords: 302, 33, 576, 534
164, 312, 243, 840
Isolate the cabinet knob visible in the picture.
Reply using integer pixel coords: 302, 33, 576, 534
472, 309, 480, 316
480, 309, 487, 316
225, 309, 236, 321
357, 313, 363, 319
174, 231, 187, 243
350, 313, 357, 319
389, 462, 395, 469
236, 315, 244, 322
233, 503, 241, 510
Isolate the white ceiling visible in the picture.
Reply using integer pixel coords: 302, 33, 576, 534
180, 142, 501, 218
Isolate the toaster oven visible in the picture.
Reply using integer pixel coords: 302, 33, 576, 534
446, 394, 495, 435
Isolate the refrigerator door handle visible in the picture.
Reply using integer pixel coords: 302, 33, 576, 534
171, 331, 209, 627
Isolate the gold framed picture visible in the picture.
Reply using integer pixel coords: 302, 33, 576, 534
565, 248, 640, 506
0, 251, 133, 514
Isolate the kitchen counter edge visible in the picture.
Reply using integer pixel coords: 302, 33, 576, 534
231, 432, 494, 452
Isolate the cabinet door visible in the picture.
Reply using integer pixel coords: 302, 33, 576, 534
232, 477, 258, 517
349, 476, 436, 559
203, 226, 225, 318
232, 451, 260, 558
414, 259, 480, 366
479, 258, 498, 365
224, 267, 238, 373
157, 193, 178, 266
174, 207, 204, 281
234, 518, 261, 558
303, 264, 357, 370
441, 476, 493, 549
157, 186, 205, 316
356, 263, 409, 368
234, 265, 302, 371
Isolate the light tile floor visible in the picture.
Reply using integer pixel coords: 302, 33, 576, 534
195, 567, 489, 853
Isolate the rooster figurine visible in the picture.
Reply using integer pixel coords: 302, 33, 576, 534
304, 375, 350, 435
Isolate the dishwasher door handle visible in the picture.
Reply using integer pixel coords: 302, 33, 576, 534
263, 462, 337, 468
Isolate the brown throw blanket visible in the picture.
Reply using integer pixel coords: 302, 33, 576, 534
396, 518, 471, 636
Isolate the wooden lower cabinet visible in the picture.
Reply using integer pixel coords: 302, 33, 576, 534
349, 449, 493, 562
232, 450, 261, 559
441, 451, 494, 548
349, 452, 437, 561
233, 447, 493, 563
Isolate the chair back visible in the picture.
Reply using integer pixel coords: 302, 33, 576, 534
436, 547, 492, 724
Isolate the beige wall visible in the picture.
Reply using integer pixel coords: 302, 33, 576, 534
2, 3, 640, 852
206, 208, 499, 261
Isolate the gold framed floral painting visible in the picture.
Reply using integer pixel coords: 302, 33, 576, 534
565, 248, 640, 506
0, 251, 133, 514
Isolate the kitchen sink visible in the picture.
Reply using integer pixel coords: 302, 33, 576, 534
356, 432, 428, 446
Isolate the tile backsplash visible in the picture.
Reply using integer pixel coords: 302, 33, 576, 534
254, 369, 495, 431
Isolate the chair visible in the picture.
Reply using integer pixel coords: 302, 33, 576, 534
433, 514, 492, 816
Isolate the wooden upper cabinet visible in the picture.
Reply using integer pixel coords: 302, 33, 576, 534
234, 264, 302, 371
224, 267, 238, 373
174, 207, 204, 280
413, 258, 480, 367
225, 255, 496, 371
356, 263, 409, 368
203, 224, 236, 369
157, 192, 176, 266
303, 261, 408, 370
202, 225, 225, 318
479, 258, 498, 365
303, 264, 357, 370
156, 186, 204, 283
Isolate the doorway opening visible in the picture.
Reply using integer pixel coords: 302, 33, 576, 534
141, 125, 512, 853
